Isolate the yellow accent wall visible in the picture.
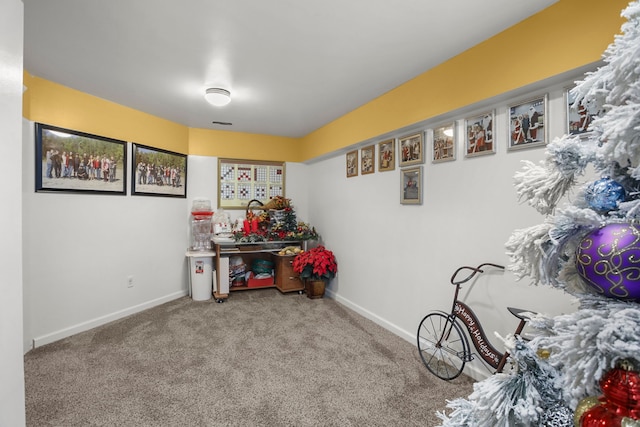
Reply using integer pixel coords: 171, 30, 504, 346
23, 73, 189, 154
299, 0, 630, 160
23, 0, 630, 162
188, 128, 301, 162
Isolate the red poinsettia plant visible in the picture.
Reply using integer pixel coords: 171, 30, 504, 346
292, 245, 338, 283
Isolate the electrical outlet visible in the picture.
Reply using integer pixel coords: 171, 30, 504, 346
127, 276, 134, 288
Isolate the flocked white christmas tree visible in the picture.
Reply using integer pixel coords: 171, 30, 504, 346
438, 1, 640, 426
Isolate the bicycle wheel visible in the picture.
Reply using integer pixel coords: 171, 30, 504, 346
417, 312, 469, 380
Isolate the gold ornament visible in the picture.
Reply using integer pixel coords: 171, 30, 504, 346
537, 348, 551, 359
574, 396, 600, 427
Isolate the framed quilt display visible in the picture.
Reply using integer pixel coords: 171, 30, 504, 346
218, 158, 285, 209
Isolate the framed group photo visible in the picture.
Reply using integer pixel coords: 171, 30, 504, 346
361, 145, 375, 175
465, 111, 495, 157
565, 87, 599, 136
346, 150, 358, 177
35, 123, 127, 195
400, 166, 422, 205
378, 138, 395, 172
508, 95, 547, 151
432, 123, 456, 163
131, 143, 187, 198
399, 132, 424, 167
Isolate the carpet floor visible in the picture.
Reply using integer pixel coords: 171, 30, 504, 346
24, 289, 474, 426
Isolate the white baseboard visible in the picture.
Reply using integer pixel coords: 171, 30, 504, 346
326, 289, 416, 345
326, 289, 490, 382
31, 291, 187, 349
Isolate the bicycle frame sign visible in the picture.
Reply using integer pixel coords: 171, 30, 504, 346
453, 301, 503, 369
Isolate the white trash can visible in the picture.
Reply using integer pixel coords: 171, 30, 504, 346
189, 256, 213, 301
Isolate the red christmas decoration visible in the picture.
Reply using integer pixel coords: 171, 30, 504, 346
581, 361, 640, 426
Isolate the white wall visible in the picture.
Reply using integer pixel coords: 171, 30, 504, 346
306, 74, 589, 379
1, 0, 26, 425
22, 127, 190, 348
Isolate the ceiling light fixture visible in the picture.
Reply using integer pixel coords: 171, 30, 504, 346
205, 88, 231, 106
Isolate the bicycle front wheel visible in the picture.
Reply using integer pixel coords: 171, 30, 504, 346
417, 312, 468, 380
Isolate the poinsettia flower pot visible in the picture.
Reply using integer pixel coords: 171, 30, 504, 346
305, 279, 326, 299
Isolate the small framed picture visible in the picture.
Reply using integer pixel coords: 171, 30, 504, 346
35, 123, 127, 195
400, 166, 422, 205
378, 138, 395, 172
346, 150, 358, 177
565, 87, 599, 136
131, 143, 187, 198
361, 145, 375, 175
508, 95, 547, 151
399, 132, 424, 167
432, 123, 456, 163
465, 111, 495, 157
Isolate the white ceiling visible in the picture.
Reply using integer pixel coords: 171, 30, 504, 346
23, 0, 558, 138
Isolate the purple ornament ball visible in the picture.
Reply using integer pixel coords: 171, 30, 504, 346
576, 222, 640, 301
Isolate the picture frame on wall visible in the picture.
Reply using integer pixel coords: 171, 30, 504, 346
398, 132, 424, 167
378, 138, 395, 172
565, 86, 599, 136
508, 95, 547, 151
464, 111, 495, 157
346, 150, 358, 177
35, 123, 127, 195
217, 158, 285, 209
400, 166, 422, 205
432, 123, 456, 163
131, 143, 187, 198
361, 145, 375, 175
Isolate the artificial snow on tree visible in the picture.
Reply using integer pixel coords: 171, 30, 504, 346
438, 2, 640, 425
437, 337, 567, 426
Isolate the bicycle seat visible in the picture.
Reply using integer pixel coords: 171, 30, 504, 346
507, 307, 537, 321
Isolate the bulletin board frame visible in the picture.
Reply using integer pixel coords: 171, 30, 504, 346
217, 158, 286, 209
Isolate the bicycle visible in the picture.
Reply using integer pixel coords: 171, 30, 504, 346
416, 262, 533, 380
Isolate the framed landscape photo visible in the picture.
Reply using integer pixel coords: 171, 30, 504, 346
361, 145, 375, 175
565, 87, 599, 136
465, 111, 495, 157
346, 150, 358, 177
131, 143, 187, 198
508, 95, 547, 151
35, 123, 127, 195
378, 138, 395, 172
399, 132, 424, 167
400, 166, 422, 205
432, 123, 456, 163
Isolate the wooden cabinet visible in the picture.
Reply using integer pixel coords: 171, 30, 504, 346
273, 254, 304, 293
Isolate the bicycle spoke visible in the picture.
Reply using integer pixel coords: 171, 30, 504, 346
417, 313, 467, 380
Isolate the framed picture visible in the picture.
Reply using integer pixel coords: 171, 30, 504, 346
378, 138, 395, 172
432, 123, 456, 163
35, 123, 127, 195
346, 150, 358, 177
508, 95, 547, 151
361, 145, 375, 175
218, 158, 284, 209
131, 143, 187, 198
400, 166, 422, 205
566, 87, 599, 136
465, 111, 495, 157
399, 132, 424, 167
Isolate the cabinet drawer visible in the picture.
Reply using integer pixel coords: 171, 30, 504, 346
274, 255, 304, 292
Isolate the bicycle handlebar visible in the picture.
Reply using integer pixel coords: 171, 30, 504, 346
450, 262, 504, 285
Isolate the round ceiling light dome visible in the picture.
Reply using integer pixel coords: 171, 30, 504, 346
205, 88, 231, 106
